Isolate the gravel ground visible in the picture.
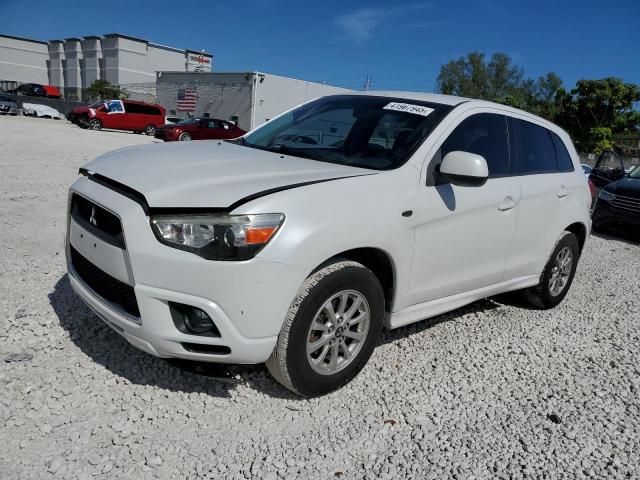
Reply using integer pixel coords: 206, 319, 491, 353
1, 115, 639, 479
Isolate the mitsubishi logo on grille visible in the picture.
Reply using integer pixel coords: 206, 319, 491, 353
89, 207, 97, 227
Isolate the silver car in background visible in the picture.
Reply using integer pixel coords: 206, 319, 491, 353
0, 94, 18, 115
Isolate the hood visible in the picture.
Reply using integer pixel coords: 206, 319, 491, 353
83, 141, 374, 210
606, 176, 640, 198
72, 106, 90, 113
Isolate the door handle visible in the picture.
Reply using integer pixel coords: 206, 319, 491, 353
498, 197, 517, 211
556, 186, 569, 198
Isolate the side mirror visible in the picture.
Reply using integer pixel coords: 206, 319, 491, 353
438, 151, 489, 187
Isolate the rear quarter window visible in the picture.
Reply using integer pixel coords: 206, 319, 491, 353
124, 102, 161, 115
551, 133, 575, 172
509, 118, 558, 175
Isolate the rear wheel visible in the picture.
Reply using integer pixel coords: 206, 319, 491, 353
88, 118, 102, 131
143, 124, 156, 136
266, 260, 384, 397
522, 232, 579, 309
179, 132, 192, 141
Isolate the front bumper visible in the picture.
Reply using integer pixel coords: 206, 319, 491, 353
66, 177, 308, 364
592, 196, 640, 230
154, 130, 178, 141
0, 105, 17, 115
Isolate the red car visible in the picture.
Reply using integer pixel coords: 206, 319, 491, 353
154, 117, 246, 141
68, 99, 166, 135
43, 85, 62, 99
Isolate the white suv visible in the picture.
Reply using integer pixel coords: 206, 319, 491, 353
67, 93, 591, 396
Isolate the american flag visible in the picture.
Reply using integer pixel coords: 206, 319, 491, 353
177, 87, 198, 111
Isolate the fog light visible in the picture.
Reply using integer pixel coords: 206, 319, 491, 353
184, 307, 214, 333
169, 302, 220, 336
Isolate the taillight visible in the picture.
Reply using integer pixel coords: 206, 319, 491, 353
588, 179, 596, 198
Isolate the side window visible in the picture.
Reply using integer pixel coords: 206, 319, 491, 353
595, 150, 623, 172
105, 100, 124, 114
551, 133, 575, 172
439, 113, 509, 177
123, 102, 139, 114
510, 118, 557, 174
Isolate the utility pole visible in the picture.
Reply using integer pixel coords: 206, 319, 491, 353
363, 74, 372, 91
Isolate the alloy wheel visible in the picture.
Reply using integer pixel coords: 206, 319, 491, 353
549, 246, 573, 296
306, 290, 370, 375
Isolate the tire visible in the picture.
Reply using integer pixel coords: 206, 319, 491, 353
266, 260, 384, 396
78, 115, 89, 129
143, 124, 156, 136
88, 118, 102, 131
179, 132, 192, 141
522, 232, 580, 309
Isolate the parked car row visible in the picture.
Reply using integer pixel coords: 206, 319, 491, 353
67, 99, 245, 141
8, 83, 61, 98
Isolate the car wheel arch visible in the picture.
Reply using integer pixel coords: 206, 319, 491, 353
565, 221, 588, 253
310, 247, 396, 312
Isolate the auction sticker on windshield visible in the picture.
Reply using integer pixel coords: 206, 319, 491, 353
383, 102, 434, 117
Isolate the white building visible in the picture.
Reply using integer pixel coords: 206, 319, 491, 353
156, 71, 351, 131
0, 33, 212, 100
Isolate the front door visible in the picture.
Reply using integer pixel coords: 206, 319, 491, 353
409, 112, 519, 305
101, 100, 125, 130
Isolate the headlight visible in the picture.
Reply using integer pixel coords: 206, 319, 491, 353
598, 190, 616, 202
150, 213, 284, 260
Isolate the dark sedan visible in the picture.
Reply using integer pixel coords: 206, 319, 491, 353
154, 117, 246, 142
10, 83, 47, 97
592, 164, 640, 233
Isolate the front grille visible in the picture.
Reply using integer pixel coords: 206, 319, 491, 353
611, 194, 640, 213
71, 194, 124, 248
70, 245, 140, 317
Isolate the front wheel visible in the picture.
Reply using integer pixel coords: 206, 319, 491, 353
266, 260, 384, 396
143, 124, 156, 136
522, 232, 580, 309
179, 132, 192, 141
88, 118, 102, 130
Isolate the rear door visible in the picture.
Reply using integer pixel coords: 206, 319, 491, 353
199, 119, 228, 139
122, 101, 145, 130
504, 117, 577, 279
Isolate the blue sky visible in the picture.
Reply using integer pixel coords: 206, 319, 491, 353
2, 0, 638, 91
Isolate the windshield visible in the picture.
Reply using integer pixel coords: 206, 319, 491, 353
89, 101, 104, 108
630, 164, 640, 179
240, 95, 453, 170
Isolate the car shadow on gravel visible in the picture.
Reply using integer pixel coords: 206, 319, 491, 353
590, 229, 640, 245
49, 275, 299, 399
378, 298, 500, 345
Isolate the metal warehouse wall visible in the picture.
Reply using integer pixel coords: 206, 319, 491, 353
252, 74, 350, 128
0, 35, 49, 84
156, 72, 254, 129
156, 72, 351, 131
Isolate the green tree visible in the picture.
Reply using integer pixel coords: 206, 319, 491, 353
437, 52, 525, 102
436, 52, 562, 120
554, 77, 640, 151
86, 80, 126, 101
